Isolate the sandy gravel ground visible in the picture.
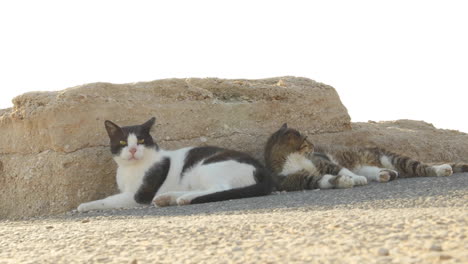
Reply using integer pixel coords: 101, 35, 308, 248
1, 173, 467, 264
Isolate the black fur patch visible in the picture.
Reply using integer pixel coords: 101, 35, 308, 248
106, 118, 158, 156
134, 158, 171, 204
181, 146, 267, 182
181, 146, 223, 175
204, 150, 261, 165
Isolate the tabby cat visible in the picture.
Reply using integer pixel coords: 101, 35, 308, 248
77, 117, 273, 212
264, 123, 468, 191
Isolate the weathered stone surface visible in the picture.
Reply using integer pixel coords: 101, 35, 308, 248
311, 120, 468, 163
1, 147, 114, 218
0, 77, 350, 219
0, 77, 349, 155
2, 77, 467, 220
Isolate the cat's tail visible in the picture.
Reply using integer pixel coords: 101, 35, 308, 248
450, 163, 468, 173
190, 168, 274, 205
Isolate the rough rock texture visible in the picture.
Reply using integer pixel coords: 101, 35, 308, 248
311, 120, 468, 163
0, 77, 350, 219
1, 77, 467, 219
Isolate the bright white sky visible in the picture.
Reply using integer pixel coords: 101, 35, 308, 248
1, 1, 467, 132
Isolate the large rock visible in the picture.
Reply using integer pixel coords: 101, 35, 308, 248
0, 77, 350, 219
2, 77, 467, 219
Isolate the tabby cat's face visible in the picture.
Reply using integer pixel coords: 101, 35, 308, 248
265, 123, 314, 157
105, 117, 158, 164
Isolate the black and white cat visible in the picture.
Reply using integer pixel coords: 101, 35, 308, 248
77, 117, 273, 212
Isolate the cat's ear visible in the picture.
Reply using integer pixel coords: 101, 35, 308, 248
280, 123, 288, 130
104, 120, 124, 139
141, 117, 156, 131
299, 137, 314, 154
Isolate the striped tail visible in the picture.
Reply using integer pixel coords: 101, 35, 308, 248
450, 163, 468, 173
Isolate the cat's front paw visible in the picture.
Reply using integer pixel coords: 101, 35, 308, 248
153, 193, 183, 207
433, 164, 453, 177
77, 202, 93, 212
352, 175, 368, 186
378, 169, 399, 182
176, 197, 192, 206
335, 175, 354, 189
153, 195, 172, 207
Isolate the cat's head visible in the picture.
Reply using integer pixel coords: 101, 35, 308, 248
264, 123, 313, 172
104, 117, 158, 164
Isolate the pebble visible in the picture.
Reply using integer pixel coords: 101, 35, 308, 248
378, 248, 390, 256
429, 244, 443, 252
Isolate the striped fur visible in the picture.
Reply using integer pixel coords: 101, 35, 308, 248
264, 124, 468, 192
450, 163, 468, 173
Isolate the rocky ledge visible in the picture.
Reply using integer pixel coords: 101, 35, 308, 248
0, 77, 467, 219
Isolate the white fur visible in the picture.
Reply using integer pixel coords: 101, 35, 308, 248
281, 153, 318, 175
432, 164, 453, 177
353, 166, 382, 180
335, 175, 354, 189
380, 155, 395, 170
338, 168, 367, 186
353, 166, 398, 182
78, 134, 258, 211
317, 174, 354, 189
77, 192, 139, 212
153, 155, 257, 206
317, 174, 335, 189
322, 154, 366, 185
78, 133, 163, 212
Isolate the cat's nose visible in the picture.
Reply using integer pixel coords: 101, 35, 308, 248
129, 147, 137, 155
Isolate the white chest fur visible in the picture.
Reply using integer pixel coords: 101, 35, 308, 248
115, 148, 162, 193
281, 153, 318, 175
154, 147, 193, 195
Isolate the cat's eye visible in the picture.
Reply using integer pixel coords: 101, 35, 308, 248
138, 139, 145, 144
120, 140, 127, 145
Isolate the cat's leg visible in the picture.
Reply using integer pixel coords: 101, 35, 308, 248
278, 170, 310, 191
315, 159, 367, 186
353, 166, 399, 182
77, 192, 139, 212
379, 154, 453, 177
336, 168, 368, 186
317, 174, 354, 189
431, 164, 454, 177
